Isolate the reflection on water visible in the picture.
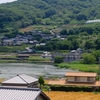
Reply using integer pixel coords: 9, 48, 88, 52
0, 63, 78, 79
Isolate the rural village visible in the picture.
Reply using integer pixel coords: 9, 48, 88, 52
1, 0, 100, 100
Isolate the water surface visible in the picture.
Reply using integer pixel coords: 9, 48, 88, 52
0, 63, 78, 79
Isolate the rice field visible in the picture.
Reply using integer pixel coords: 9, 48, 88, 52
0, 78, 5, 82
45, 91, 100, 100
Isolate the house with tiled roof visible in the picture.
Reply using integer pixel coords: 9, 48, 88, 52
1, 74, 38, 88
0, 86, 50, 100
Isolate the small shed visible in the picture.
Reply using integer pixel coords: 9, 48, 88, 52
0, 86, 50, 100
1, 74, 38, 88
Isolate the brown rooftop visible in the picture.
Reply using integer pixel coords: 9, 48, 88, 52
65, 72, 97, 77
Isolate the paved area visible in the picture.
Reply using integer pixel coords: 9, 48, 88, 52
48, 79, 100, 87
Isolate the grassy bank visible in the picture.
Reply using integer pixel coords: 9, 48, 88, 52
56, 62, 98, 72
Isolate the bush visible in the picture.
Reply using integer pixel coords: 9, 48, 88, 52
58, 63, 70, 68
54, 56, 64, 64
49, 85, 94, 92
82, 53, 96, 64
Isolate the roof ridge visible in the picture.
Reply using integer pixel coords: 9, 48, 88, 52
17, 74, 28, 84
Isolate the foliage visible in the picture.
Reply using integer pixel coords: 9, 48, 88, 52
54, 56, 64, 64
57, 62, 97, 72
0, 0, 100, 31
39, 76, 44, 88
82, 53, 96, 64
36, 38, 79, 51
92, 50, 100, 63
49, 85, 94, 92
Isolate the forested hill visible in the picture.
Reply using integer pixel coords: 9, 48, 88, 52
0, 0, 100, 29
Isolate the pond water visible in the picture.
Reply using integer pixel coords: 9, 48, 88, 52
0, 63, 78, 79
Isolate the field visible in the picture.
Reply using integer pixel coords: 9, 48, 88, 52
45, 91, 100, 100
0, 78, 5, 82
20, 25, 58, 32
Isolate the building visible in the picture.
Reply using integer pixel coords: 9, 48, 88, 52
64, 50, 82, 62
41, 51, 52, 59
17, 54, 30, 59
0, 86, 50, 100
1, 74, 38, 88
86, 19, 100, 23
48, 72, 100, 87
65, 72, 97, 83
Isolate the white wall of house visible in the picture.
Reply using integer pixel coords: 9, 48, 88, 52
67, 76, 95, 83
67, 77, 74, 82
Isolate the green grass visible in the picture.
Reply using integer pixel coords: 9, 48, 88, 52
57, 62, 98, 72
0, 44, 32, 53
28, 56, 50, 61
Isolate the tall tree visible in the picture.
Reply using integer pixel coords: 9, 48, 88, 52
38, 76, 44, 88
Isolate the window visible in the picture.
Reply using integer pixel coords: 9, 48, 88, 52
74, 77, 80, 82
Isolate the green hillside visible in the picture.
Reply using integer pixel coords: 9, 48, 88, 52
0, 0, 100, 31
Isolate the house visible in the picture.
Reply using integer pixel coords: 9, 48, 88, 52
65, 72, 97, 83
48, 72, 100, 87
1, 74, 38, 88
17, 54, 30, 59
64, 50, 82, 62
86, 19, 100, 23
0, 86, 50, 100
41, 51, 52, 59
2, 39, 14, 45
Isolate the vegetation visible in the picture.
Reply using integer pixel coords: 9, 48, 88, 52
0, 45, 32, 52
49, 85, 94, 92
54, 56, 64, 64
82, 53, 96, 64
39, 76, 44, 88
0, 0, 100, 32
57, 62, 98, 72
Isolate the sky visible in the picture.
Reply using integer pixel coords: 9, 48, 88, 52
0, 0, 17, 4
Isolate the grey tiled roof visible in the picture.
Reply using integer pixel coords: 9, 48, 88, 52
0, 87, 50, 100
2, 74, 38, 84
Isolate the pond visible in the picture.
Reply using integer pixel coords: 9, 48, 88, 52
0, 63, 78, 79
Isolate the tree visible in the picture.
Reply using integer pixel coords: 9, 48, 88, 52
54, 56, 64, 63
60, 29, 68, 35
82, 53, 96, 64
84, 40, 95, 49
95, 37, 100, 49
38, 76, 44, 88
92, 50, 100, 63
45, 8, 56, 18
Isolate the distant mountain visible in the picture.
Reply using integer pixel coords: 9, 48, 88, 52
0, 0, 100, 29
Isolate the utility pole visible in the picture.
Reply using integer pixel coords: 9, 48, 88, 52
98, 57, 100, 80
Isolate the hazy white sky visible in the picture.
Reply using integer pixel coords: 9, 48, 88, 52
0, 0, 17, 4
